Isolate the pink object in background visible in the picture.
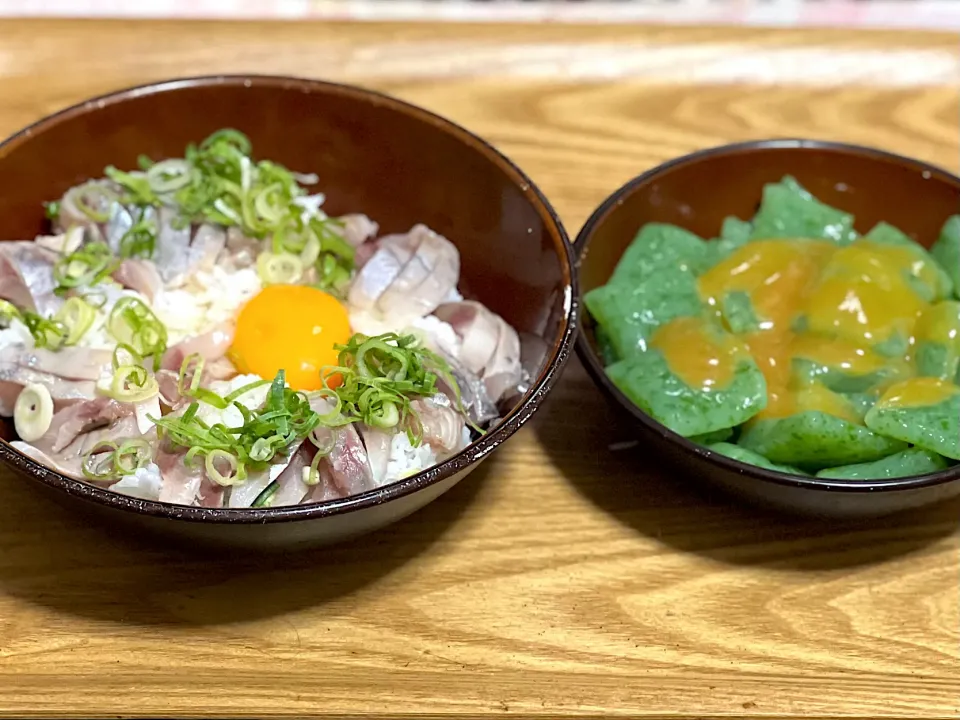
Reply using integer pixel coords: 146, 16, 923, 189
0, 0, 958, 29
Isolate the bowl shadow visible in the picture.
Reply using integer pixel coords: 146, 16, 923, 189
535, 358, 960, 572
0, 460, 491, 627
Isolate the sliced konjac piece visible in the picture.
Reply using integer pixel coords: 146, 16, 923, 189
816, 447, 949, 480
864, 378, 960, 460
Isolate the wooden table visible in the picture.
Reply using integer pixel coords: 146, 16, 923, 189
0, 18, 957, 720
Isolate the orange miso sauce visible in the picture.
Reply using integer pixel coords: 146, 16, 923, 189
651, 237, 940, 422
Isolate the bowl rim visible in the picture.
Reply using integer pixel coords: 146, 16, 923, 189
574, 137, 960, 493
0, 73, 579, 523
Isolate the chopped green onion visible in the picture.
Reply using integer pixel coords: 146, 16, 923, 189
118, 210, 157, 259
150, 369, 321, 485
0, 300, 22, 327
82, 438, 151, 480
105, 166, 159, 207
21, 311, 67, 351
108, 364, 159, 403
107, 297, 167, 370
145, 159, 192, 194
55, 296, 96, 346
257, 251, 303, 285
44, 200, 61, 221
64, 181, 120, 223
318, 333, 465, 446
252, 480, 279, 507
205, 449, 241, 486
53, 241, 119, 293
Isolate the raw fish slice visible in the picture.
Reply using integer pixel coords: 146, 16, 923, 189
0, 242, 62, 316
14, 414, 142, 479
347, 233, 419, 312
437, 355, 499, 426
271, 443, 317, 507
190, 224, 228, 275
375, 226, 459, 321
161, 321, 234, 371
220, 228, 260, 270
155, 445, 205, 506
434, 301, 499, 376
112, 258, 162, 301
481, 316, 522, 403
32, 397, 135, 454
227, 466, 278, 508
358, 424, 392, 485
0, 360, 97, 416
7, 346, 113, 382
34, 227, 85, 256
411, 394, 466, 454
337, 214, 378, 248
321, 424, 376, 497
55, 180, 119, 233
104, 203, 135, 255
152, 207, 193, 286
196, 476, 225, 508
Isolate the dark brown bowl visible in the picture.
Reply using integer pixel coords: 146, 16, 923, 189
575, 139, 960, 519
0, 75, 577, 548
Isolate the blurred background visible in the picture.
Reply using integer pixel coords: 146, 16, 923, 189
1, 0, 958, 29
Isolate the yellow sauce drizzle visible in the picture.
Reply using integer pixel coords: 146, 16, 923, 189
875, 377, 959, 410
649, 316, 747, 392
914, 301, 960, 347
804, 241, 928, 346
652, 235, 952, 422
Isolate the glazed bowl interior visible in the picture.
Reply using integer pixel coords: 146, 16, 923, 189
0, 75, 576, 524
576, 139, 960, 495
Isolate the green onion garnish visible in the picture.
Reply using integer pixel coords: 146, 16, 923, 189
105, 166, 160, 207
118, 210, 158, 259
64, 181, 120, 223
320, 332, 465, 445
44, 200, 61, 221
107, 297, 167, 370
149, 369, 322, 486
55, 296, 96, 346
82, 438, 152, 481
53, 241, 119, 294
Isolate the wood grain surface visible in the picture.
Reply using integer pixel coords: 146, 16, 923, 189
0, 18, 958, 720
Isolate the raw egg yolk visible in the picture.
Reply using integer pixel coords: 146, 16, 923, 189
230, 285, 351, 391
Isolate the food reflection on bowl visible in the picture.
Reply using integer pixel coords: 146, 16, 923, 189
0, 75, 577, 548
575, 139, 960, 518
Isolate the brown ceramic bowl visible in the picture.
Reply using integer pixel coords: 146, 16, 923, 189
576, 139, 960, 518
0, 75, 577, 548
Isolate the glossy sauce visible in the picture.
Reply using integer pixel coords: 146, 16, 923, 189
649, 316, 748, 391
875, 377, 959, 410
653, 237, 946, 422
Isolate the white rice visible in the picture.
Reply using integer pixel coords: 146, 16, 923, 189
386, 430, 438, 482
152, 265, 261, 341
110, 462, 163, 501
